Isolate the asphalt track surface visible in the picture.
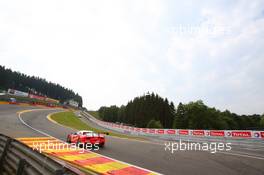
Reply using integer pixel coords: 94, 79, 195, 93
1, 104, 264, 175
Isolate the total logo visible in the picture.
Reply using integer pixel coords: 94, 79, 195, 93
254, 132, 260, 138
226, 132, 232, 137
206, 131, 210, 136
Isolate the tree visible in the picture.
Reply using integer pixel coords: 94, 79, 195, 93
97, 95, 263, 130
147, 120, 163, 128
173, 102, 187, 129
98, 93, 175, 128
260, 115, 264, 128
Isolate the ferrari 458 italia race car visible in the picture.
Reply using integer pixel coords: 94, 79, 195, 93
66, 130, 106, 148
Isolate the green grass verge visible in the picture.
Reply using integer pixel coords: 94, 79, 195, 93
87, 111, 101, 119
51, 111, 144, 140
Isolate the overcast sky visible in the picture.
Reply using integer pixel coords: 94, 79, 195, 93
0, 0, 263, 114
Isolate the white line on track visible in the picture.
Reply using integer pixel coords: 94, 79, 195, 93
217, 151, 264, 160
236, 147, 264, 151
18, 109, 162, 175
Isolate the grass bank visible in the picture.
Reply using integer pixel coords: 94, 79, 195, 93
50, 111, 143, 140
87, 111, 101, 119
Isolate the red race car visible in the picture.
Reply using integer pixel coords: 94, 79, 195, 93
67, 130, 106, 148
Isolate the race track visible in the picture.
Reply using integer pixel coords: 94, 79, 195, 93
0, 104, 264, 175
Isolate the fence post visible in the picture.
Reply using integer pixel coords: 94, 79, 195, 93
0, 138, 12, 172
16, 159, 27, 175
54, 169, 64, 175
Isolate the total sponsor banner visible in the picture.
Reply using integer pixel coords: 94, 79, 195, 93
179, 130, 189, 135
208, 131, 225, 137
84, 112, 264, 140
191, 130, 205, 136
156, 129, 165, 134
232, 131, 251, 138
148, 129, 156, 134
225, 131, 252, 138
166, 129, 176, 135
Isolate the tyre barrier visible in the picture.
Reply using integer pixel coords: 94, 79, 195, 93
0, 134, 77, 175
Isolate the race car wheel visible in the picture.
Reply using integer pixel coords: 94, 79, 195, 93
66, 136, 71, 143
77, 139, 83, 148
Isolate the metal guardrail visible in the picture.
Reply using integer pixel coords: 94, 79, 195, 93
0, 134, 77, 175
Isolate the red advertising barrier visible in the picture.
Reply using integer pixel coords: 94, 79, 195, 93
148, 129, 156, 134
210, 131, 225, 137
135, 128, 141, 132
261, 132, 264, 138
157, 129, 165, 134
166, 129, 176, 134
231, 131, 251, 138
192, 130, 205, 136
28, 94, 45, 101
179, 130, 189, 135
142, 128, 148, 133
91, 115, 262, 140
129, 127, 135, 131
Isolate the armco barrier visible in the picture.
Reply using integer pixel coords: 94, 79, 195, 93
0, 134, 77, 175
82, 111, 264, 141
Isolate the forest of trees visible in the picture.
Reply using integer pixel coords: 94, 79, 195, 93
0, 65, 82, 106
99, 93, 175, 128
173, 100, 263, 130
98, 93, 264, 130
